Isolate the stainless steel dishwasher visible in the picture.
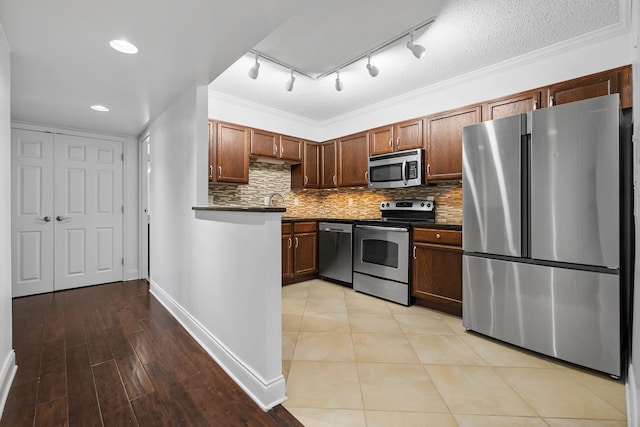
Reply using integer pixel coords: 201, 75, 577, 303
319, 222, 353, 286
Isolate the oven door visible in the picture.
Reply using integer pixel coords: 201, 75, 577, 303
353, 224, 410, 283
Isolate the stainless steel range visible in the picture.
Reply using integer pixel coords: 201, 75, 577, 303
353, 199, 435, 306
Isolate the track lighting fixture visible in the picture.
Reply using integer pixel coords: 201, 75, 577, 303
248, 53, 260, 79
335, 70, 343, 91
406, 31, 426, 59
365, 55, 379, 77
244, 18, 435, 92
285, 69, 295, 92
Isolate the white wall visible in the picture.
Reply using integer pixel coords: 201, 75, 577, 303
148, 84, 285, 410
0, 23, 16, 414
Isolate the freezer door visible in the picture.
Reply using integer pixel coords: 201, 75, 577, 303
530, 94, 619, 268
462, 114, 524, 257
463, 255, 620, 376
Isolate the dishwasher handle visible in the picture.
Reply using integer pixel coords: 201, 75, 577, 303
319, 222, 352, 234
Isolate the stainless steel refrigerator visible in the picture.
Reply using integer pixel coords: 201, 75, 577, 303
462, 94, 633, 378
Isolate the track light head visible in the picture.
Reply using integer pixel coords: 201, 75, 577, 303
366, 55, 379, 77
406, 31, 426, 59
285, 69, 295, 92
335, 70, 343, 91
248, 54, 260, 79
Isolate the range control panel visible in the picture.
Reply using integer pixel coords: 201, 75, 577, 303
379, 199, 435, 212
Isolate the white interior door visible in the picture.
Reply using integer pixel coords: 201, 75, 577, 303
53, 134, 123, 290
140, 135, 150, 281
11, 129, 55, 297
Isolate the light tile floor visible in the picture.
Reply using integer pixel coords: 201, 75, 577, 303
282, 279, 627, 427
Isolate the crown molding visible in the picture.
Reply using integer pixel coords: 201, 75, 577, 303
208, 89, 321, 128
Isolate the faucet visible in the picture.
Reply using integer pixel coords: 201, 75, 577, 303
269, 192, 285, 206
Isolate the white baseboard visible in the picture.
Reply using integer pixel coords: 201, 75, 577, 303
149, 280, 286, 411
0, 350, 17, 416
627, 362, 638, 427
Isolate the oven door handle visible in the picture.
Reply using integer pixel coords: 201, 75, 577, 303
356, 225, 409, 232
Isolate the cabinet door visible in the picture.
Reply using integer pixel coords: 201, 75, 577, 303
547, 66, 632, 108
294, 232, 318, 275
250, 128, 278, 158
426, 106, 481, 181
394, 119, 423, 151
282, 234, 294, 279
279, 136, 302, 163
337, 132, 368, 187
412, 242, 462, 316
291, 141, 319, 189
485, 90, 542, 120
214, 122, 249, 184
320, 141, 338, 188
368, 126, 394, 156
208, 121, 214, 182
304, 142, 320, 188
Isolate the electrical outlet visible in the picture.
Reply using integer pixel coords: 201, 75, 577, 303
348, 198, 353, 206
294, 197, 299, 206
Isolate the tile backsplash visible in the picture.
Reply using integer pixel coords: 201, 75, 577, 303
209, 159, 462, 224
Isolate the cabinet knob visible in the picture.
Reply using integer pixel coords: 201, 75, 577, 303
427, 164, 431, 176
218, 166, 222, 177
288, 237, 292, 248
304, 176, 308, 185
333, 175, 337, 186
413, 245, 417, 259
549, 96, 554, 107
436, 233, 441, 239
209, 165, 213, 178
294, 237, 299, 248
388, 138, 392, 148
532, 97, 538, 110
273, 144, 278, 155
364, 171, 368, 180
281, 145, 284, 156
396, 137, 400, 148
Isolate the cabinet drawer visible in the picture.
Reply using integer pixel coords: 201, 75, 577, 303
413, 228, 461, 246
293, 222, 317, 233
282, 222, 293, 235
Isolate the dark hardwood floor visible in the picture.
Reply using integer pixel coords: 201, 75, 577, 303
1, 280, 302, 427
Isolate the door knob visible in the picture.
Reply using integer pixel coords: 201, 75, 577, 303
43, 216, 51, 222
56, 216, 69, 222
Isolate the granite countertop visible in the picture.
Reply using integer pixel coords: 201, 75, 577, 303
282, 217, 462, 231
193, 206, 286, 213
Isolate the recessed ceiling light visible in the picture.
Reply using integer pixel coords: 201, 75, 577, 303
90, 105, 110, 112
109, 39, 139, 55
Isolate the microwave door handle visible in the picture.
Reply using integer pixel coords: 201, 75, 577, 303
401, 160, 407, 185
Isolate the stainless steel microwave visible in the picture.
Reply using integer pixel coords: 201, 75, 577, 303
367, 149, 424, 189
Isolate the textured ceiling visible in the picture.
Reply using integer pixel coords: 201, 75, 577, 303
0, 0, 621, 136
209, 0, 620, 122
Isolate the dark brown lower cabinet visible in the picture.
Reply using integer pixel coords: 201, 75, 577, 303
412, 228, 463, 316
282, 221, 318, 285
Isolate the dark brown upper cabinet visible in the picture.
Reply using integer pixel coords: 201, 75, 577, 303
209, 120, 249, 184
337, 132, 369, 187
368, 119, 423, 156
425, 106, 481, 182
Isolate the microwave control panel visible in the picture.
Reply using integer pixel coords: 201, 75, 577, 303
407, 161, 418, 179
